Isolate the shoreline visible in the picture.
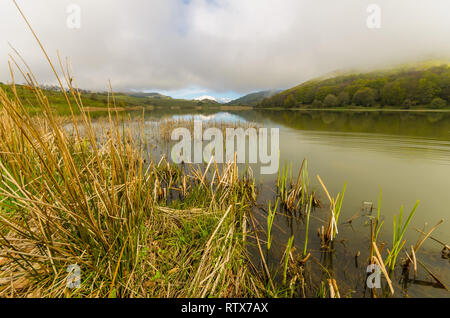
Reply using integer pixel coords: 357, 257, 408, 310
254, 107, 450, 113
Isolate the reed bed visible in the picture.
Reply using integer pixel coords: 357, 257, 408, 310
0, 93, 265, 297
276, 159, 319, 215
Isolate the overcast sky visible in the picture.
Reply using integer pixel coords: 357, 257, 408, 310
1, 0, 450, 101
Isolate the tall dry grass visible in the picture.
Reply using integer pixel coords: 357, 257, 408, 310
0, 82, 266, 297
0, 1, 266, 297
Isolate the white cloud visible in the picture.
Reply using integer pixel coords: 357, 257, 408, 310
218, 97, 232, 103
194, 95, 217, 102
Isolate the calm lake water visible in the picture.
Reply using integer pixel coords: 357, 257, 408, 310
104, 108, 450, 297
243, 110, 450, 297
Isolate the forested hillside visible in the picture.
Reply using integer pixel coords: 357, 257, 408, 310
258, 64, 450, 109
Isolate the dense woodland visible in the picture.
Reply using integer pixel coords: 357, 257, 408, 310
258, 64, 450, 109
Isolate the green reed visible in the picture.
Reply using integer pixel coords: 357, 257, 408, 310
283, 235, 295, 285
385, 201, 420, 271
267, 198, 279, 251
303, 195, 313, 256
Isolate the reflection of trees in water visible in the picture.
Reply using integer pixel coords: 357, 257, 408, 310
348, 113, 377, 131
399, 112, 417, 122
426, 113, 444, 123
320, 112, 337, 125
251, 110, 450, 140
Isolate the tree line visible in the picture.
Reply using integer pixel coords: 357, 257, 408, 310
258, 64, 450, 109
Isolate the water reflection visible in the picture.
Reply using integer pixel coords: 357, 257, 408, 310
171, 112, 247, 123
249, 109, 450, 141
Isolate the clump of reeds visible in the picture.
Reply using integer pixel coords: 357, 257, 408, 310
367, 195, 423, 296
385, 201, 420, 272
277, 159, 319, 214
316, 175, 347, 246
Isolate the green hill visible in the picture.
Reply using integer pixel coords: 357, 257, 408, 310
228, 90, 281, 106
258, 63, 450, 109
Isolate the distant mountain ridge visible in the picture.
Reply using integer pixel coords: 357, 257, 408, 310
228, 90, 282, 106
